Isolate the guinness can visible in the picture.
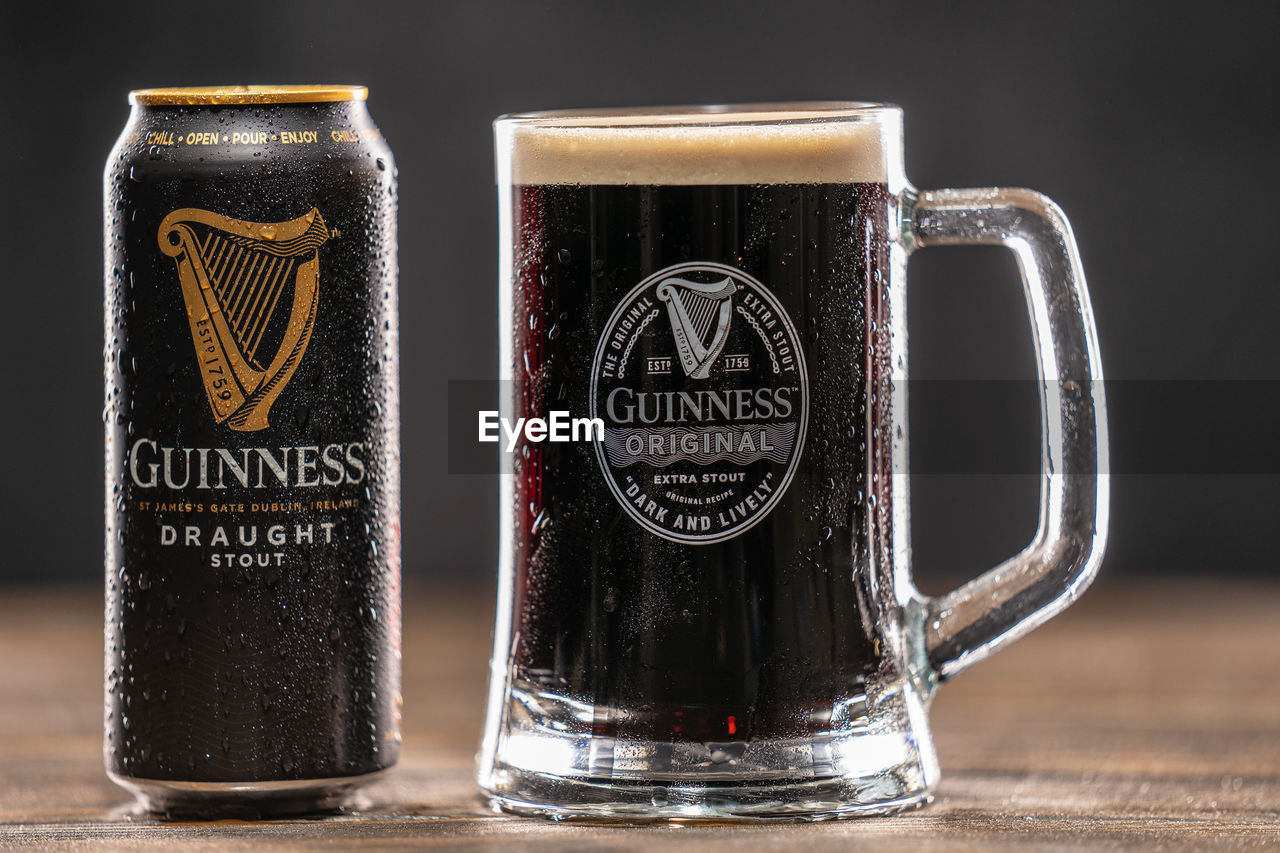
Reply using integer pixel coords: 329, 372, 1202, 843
104, 86, 399, 816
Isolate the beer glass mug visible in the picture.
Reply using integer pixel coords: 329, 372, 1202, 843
479, 103, 1107, 820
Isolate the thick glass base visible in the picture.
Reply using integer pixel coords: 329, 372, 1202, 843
107, 769, 387, 819
484, 768, 932, 822
479, 681, 937, 822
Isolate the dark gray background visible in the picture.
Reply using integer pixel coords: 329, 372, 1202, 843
2, 1, 1277, 589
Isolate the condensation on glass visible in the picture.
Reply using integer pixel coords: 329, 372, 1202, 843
480, 102, 1107, 821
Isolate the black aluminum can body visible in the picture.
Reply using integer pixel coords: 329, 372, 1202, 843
103, 88, 399, 815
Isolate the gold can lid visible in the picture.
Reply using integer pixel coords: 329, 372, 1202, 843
129, 85, 368, 106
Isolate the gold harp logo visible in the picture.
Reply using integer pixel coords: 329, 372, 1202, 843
158, 207, 330, 431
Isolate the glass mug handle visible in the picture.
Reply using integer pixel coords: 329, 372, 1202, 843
906, 188, 1109, 682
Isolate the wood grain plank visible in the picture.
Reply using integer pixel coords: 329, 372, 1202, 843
0, 577, 1276, 850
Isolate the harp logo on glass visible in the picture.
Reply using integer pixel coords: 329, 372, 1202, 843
158, 207, 329, 431
589, 261, 809, 544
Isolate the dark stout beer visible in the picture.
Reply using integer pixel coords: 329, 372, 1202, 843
483, 102, 1108, 822
499, 118, 895, 747
104, 86, 399, 816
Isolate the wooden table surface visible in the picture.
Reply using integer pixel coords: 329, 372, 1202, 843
1, 576, 1277, 850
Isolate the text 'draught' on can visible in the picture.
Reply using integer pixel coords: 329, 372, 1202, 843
103, 85, 400, 818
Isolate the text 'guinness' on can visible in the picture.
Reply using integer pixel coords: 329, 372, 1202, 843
104, 85, 400, 817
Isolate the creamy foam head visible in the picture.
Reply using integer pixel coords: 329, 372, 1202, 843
499, 104, 896, 186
